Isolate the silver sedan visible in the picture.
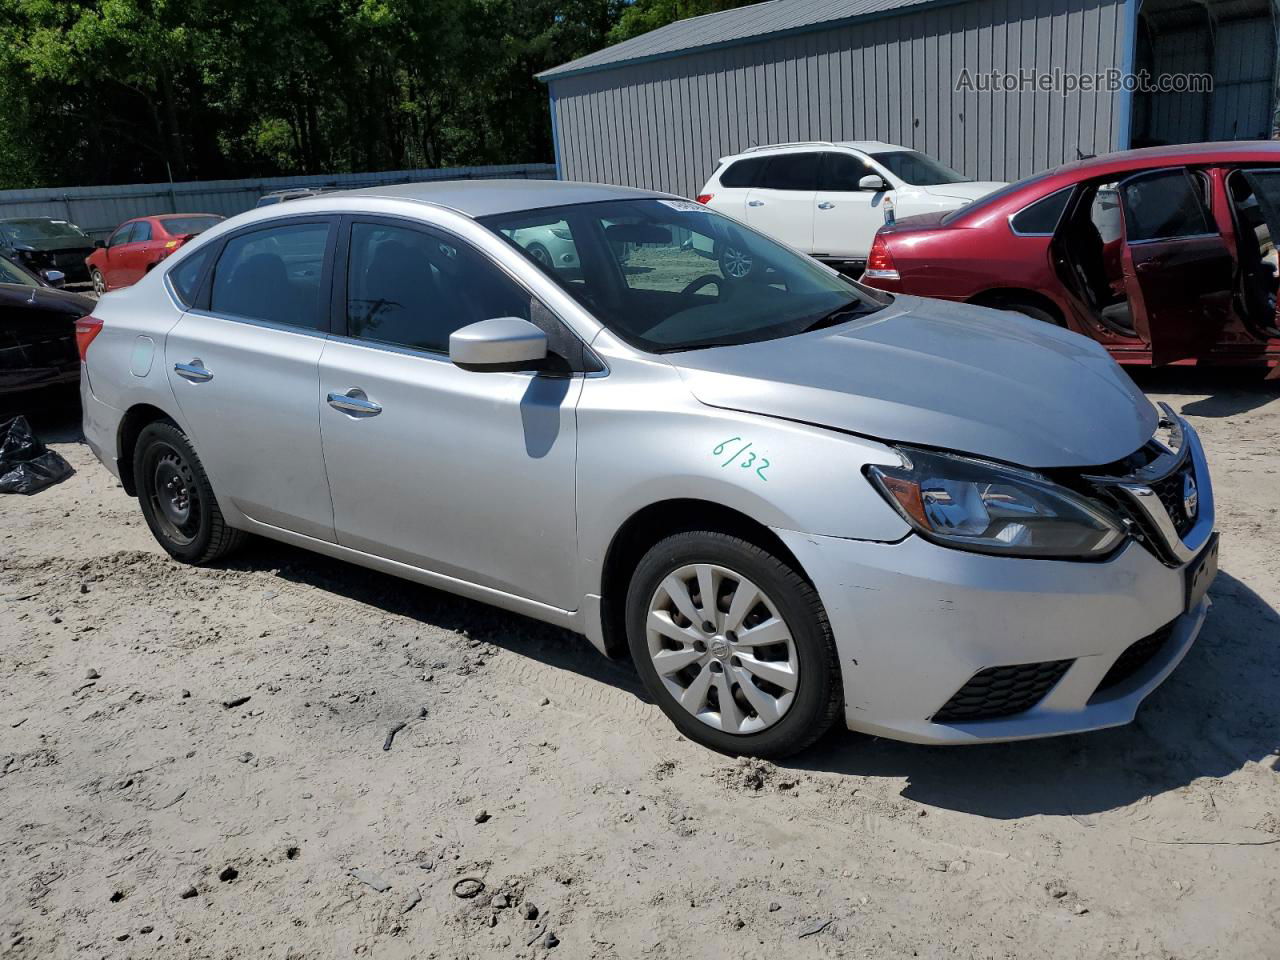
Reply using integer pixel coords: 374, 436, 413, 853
79, 180, 1217, 757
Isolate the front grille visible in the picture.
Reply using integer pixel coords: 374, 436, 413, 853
1095, 621, 1176, 693
932, 659, 1073, 723
1148, 460, 1196, 537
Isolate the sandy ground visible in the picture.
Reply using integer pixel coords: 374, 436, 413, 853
1, 372, 1278, 960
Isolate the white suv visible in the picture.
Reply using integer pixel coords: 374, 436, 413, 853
698, 141, 1006, 269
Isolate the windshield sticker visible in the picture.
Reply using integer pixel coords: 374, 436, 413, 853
658, 199, 707, 213
713, 437, 770, 482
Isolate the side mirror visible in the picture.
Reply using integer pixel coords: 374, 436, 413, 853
93, 239, 106, 249
450, 317, 547, 371
40, 269, 66, 288
859, 174, 889, 192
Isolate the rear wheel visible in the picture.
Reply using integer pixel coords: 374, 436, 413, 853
134, 421, 245, 565
625, 531, 841, 759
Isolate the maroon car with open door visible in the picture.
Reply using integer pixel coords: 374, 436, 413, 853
860, 142, 1280, 370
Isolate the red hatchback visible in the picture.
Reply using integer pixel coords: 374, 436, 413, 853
861, 142, 1280, 368
86, 214, 223, 295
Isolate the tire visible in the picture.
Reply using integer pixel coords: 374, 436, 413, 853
717, 242, 755, 281
526, 243, 553, 269
133, 421, 245, 565
999, 301, 1060, 326
625, 531, 841, 759
91, 268, 106, 297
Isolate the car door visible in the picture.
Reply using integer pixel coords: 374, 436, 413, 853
317, 217, 582, 608
163, 216, 337, 541
1117, 167, 1233, 365
744, 153, 819, 251
101, 222, 137, 288
118, 220, 155, 286
813, 152, 891, 260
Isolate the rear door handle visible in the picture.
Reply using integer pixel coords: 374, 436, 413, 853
173, 360, 213, 382
327, 388, 382, 417
817, 201, 835, 210
747, 199, 764, 207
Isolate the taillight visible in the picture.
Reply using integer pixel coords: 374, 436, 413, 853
75, 316, 104, 361
696, 193, 713, 204
863, 235, 900, 281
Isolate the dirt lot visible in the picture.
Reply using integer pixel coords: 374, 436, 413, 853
2, 372, 1278, 960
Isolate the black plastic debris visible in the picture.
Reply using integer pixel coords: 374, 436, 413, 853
0, 416, 73, 494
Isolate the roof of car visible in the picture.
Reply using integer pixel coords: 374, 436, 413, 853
335, 178, 669, 217
725, 140, 905, 159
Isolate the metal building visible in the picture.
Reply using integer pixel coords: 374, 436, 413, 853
538, 0, 1280, 197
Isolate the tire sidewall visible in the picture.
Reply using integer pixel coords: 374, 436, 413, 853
625, 532, 839, 758
133, 422, 219, 563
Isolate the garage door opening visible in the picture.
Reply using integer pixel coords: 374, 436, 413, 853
1132, 0, 1278, 147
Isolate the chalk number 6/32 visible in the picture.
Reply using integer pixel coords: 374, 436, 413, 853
713, 437, 770, 482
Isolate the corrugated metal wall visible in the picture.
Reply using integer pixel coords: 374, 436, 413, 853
1208, 17, 1277, 140
549, 0, 1131, 197
0, 163, 556, 240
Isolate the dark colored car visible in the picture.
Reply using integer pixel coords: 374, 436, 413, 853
861, 141, 1280, 368
85, 214, 223, 294
0, 254, 95, 396
0, 217, 97, 284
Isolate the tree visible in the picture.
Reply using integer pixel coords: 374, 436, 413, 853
608, 0, 762, 44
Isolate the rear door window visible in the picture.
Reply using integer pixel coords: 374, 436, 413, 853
1119, 169, 1215, 243
133, 221, 152, 243
209, 220, 332, 328
759, 153, 820, 191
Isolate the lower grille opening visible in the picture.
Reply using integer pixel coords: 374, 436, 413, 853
1094, 621, 1177, 693
932, 659, 1074, 724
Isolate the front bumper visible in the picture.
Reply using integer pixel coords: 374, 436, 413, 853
778, 529, 1210, 744
775, 421, 1216, 745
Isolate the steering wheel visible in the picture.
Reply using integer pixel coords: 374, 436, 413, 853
681, 274, 723, 298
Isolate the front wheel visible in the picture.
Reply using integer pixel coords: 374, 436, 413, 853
625, 531, 841, 758
91, 268, 106, 296
134, 421, 245, 565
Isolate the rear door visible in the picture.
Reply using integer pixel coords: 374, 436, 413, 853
744, 152, 819, 251
704, 156, 768, 219
1118, 167, 1233, 365
812, 152, 890, 260
164, 216, 337, 540
119, 220, 155, 286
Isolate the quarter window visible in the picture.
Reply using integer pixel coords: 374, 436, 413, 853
1119, 169, 1215, 243
719, 157, 768, 188
760, 153, 820, 191
1010, 187, 1073, 236
210, 221, 331, 328
345, 221, 531, 354
168, 245, 214, 306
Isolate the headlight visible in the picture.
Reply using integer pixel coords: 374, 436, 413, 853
866, 447, 1125, 559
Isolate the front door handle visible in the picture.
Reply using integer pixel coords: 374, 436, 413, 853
327, 388, 382, 417
817, 201, 835, 210
747, 199, 764, 207
174, 360, 213, 382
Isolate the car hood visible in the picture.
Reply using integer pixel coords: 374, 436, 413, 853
0, 283, 96, 315
9, 237, 95, 254
917, 181, 1006, 202
666, 295, 1157, 469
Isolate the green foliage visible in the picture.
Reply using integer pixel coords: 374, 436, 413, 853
0, 0, 629, 187
608, 0, 762, 44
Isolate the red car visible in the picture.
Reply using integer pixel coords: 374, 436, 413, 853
861, 141, 1280, 368
86, 214, 223, 295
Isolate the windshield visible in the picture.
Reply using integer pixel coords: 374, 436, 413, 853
160, 215, 221, 236
871, 151, 968, 186
0, 218, 90, 243
478, 198, 888, 353
0, 255, 38, 287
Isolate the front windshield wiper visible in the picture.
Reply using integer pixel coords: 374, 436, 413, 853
801, 300, 883, 333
